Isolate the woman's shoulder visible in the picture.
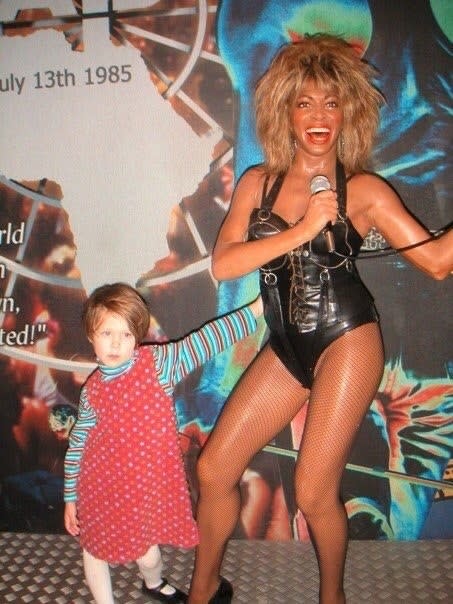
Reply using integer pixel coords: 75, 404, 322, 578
347, 170, 391, 190
348, 171, 399, 205
226, 164, 266, 206
238, 163, 267, 183
235, 164, 276, 197
346, 170, 402, 229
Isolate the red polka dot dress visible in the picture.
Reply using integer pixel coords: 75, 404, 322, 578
64, 307, 257, 564
77, 347, 198, 563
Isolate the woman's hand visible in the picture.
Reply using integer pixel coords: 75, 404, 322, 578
296, 188, 338, 243
64, 501, 80, 536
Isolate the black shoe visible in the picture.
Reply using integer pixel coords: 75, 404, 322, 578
141, 578, 188, 603
208, 577, 233, 604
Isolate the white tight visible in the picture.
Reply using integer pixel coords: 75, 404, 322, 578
83, 545, 163, 604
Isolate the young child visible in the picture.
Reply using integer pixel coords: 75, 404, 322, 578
64, 282, 262, 603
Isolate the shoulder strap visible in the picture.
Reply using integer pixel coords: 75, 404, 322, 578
336, 160, 346, 215
260, 173, 285, 210
261, 167, 344, 212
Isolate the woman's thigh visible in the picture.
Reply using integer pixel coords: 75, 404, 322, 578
199, 344, 310, 486
296, 322, 384, 486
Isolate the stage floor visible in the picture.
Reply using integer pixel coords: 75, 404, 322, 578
1, 532, 452, 602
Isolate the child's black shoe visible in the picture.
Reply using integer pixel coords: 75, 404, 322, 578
141, 578, 188, 603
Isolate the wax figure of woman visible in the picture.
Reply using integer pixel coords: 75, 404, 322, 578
188, 34, 453, 604
64, 282, 262, 604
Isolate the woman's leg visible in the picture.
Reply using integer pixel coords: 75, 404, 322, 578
189, 345, 309, 603
295, 323, 384, 604
82, 549, 114, 604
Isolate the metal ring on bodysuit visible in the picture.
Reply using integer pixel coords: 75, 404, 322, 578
248, 218, 282, 238
319, 269, 330, 283
257, 208, 272, 221
262, 271, 278, 286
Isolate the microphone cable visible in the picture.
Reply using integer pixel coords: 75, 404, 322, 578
354, 221, 453, 260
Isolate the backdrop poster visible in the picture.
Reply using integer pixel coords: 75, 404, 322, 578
0, 1, 451, 540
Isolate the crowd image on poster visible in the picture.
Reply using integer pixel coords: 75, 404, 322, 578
0, 0, 452, 542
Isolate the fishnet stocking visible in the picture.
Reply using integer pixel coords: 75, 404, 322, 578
190, 345, 309, 602
189, 323, 384, 604
297, 322, 384, 603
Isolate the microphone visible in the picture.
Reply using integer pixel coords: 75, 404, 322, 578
310, 175, 335, 253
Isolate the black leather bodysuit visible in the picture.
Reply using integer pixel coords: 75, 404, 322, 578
248, 162, 379, 388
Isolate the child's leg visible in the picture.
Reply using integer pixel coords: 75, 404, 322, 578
136, 544, 163, 588
137, 544, 182, 596
82, 549, 114, 604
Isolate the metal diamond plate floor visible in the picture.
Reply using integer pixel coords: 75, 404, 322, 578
0, 533, 452, 602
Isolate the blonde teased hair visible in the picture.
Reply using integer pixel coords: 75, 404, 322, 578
255, 33, 385, 175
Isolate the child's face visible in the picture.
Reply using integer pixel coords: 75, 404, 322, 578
90, 310, 137, 368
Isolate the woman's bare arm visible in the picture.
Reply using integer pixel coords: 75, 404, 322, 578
352, 174, 453, 280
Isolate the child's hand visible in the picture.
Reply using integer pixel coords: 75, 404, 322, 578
248, 295, 264, 319
64, 502, 80, 536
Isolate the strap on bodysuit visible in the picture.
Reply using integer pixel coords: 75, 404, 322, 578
317, 162, 346, 326
258, 173, 303, 386
259, 173, 290, 339
260, 173, 285, 212
335, 160, 346, 216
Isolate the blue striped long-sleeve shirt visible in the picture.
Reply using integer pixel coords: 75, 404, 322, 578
64, 306, 256, 502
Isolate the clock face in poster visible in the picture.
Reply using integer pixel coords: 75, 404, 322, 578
0, 1, 232, 371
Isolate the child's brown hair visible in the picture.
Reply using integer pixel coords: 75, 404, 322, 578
82, 283, 150, 343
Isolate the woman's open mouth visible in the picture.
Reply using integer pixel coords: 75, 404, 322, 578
306, 127, 330, 144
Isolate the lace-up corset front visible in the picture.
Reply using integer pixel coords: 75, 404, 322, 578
248, 163, 366, 333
